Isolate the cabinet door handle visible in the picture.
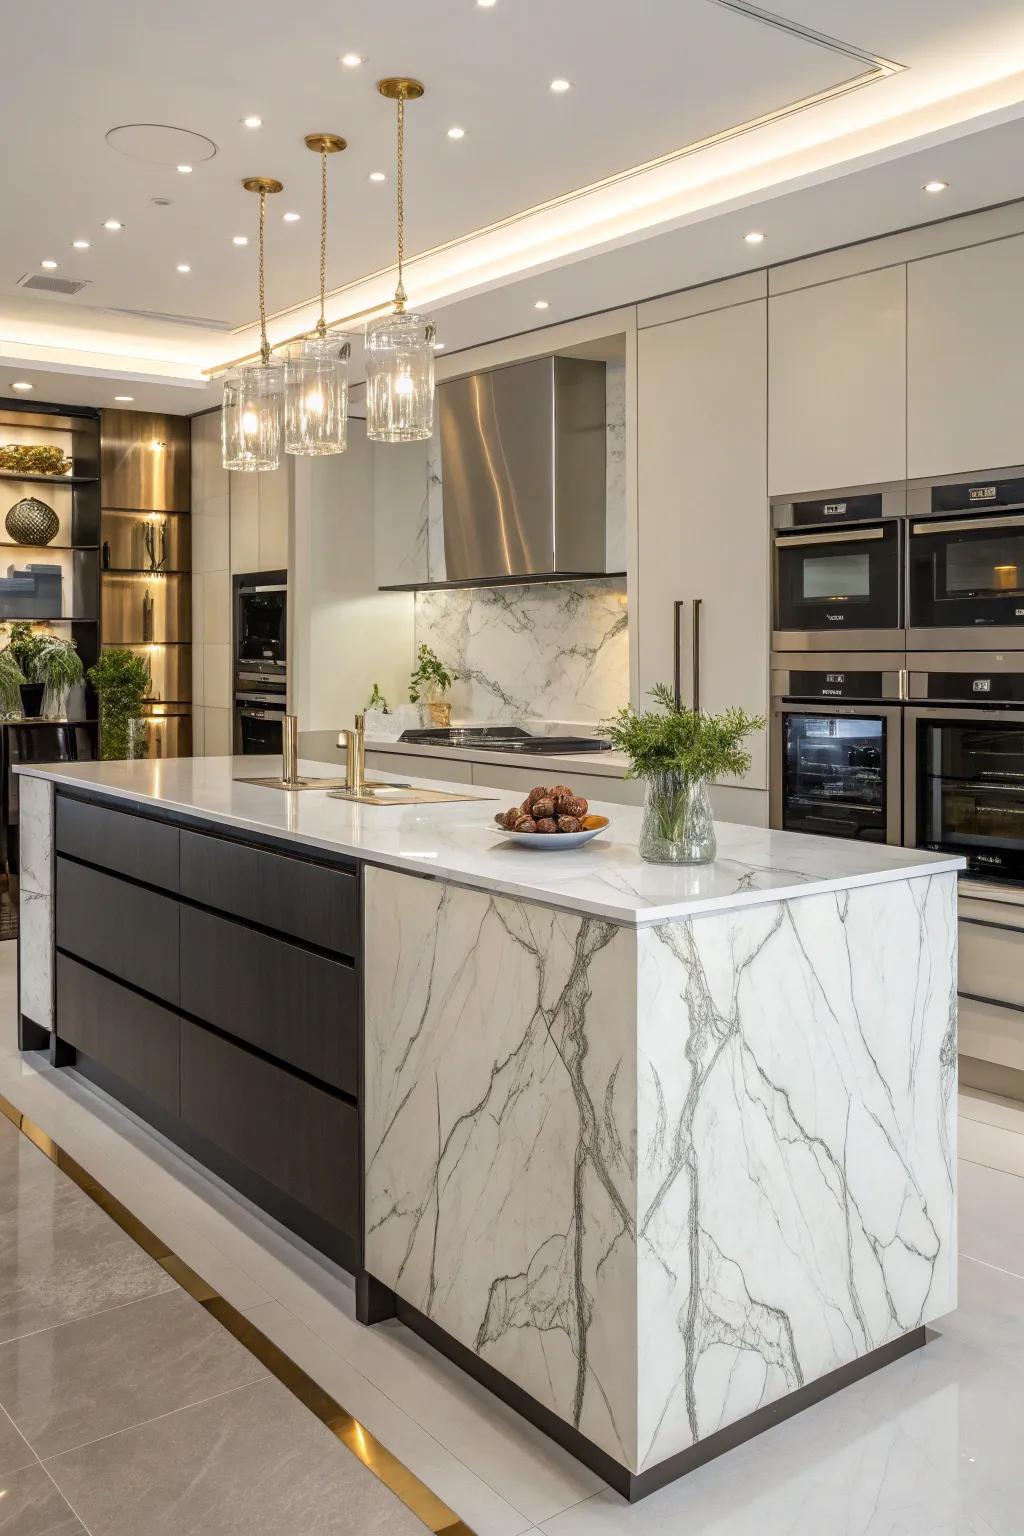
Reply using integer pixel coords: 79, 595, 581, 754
692, 598, 702, 713
673, 600, 685, 708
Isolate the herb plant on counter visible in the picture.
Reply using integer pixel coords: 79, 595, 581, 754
408, 644, 458, 704
87, 648, 151, 760
602, 683, 765, 865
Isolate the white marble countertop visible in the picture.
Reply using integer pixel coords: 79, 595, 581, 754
18, 755, 963, 926
361, 735, 631, 778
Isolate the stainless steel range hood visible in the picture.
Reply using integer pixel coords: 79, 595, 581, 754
436, 355, 609, 586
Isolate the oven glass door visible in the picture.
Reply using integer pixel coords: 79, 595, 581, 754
775, 522, 900, 633
909, 514, 1024, 630
238, 590, 287, 664
915, 715, 1024, 880
781, 712, 890, 842
237, 708, 283, 755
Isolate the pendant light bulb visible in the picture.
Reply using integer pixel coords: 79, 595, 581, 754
222, 177, 285, 472
283, 134, 351, 456
365, 78, 436, 443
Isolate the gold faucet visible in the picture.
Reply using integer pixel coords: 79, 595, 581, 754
342, 712, 366, 794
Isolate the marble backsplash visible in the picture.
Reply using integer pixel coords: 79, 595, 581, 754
414, 578, 628, 725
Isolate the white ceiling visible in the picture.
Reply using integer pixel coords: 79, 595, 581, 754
4, 0, 1024, 409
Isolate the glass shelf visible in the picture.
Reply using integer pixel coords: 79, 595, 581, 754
101, 567, 188, 576
0, 472, 97, 486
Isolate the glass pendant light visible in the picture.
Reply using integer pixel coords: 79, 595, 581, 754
221, 176, 285, 472
284, 134, 351, 456
365, 78, 436, 443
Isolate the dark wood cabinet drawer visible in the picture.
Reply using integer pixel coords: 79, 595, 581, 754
56, 795, 179, 892
179, 906, 357, 1093
180, 1021, 359, 1237
56, 953, 180, 1116
56, 858, 179, 1006
179, 830, 357, 957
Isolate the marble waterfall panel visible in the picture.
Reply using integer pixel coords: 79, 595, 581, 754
635, 872, 959, 1472
18, 774, 55, 1028
414, 578, 628, 724
363, 865, 640, 1465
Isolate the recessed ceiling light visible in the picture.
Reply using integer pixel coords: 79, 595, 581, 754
11, 382, 32, 392
434, 341, 445, 349
340, 53, 364, 67
242, 115, 263, 129
40, 259, 58, 269
232, 235, 248, 246
177, 163, 193, 174
368, 171, 386, 182
282, 211, 301, 222
103, 220, 123, 231
447, 125, 465, 140
550, 78, 571, 93
72, 240, 90, 250
923, 179, 949, 193
176, 263, 191, 273
114, 395, 134, 402
744, 230, 766, 244
534, 299, 549, 310
477, 0, 497, 7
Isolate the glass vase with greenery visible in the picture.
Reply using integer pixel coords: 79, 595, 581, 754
33, 635, 84, 719
87, 648, 151, 760
602, 684, 765, 864
408, 644, 458, 726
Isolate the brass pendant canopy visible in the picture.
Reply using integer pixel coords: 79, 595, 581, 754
222, 178, 284, 472
365, 78, 436, 443
284, 134, 351, 456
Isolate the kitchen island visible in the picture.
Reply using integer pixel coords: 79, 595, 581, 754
16, 755, 961, 1500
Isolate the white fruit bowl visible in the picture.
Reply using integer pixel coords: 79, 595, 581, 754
493, 815, 610, 850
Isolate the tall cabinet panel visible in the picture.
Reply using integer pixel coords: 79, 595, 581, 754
768, 265, 907, 495
636, 297, 768, 792
908, 233, 1024, 477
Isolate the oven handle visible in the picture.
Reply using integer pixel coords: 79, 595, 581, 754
911, 513, 1024, 536
242, 584, 288, 594
673, 600, 684, 708
692, 599, 702, 713
776, 528, 885, 547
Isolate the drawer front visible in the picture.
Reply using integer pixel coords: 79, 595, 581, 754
56, 953, 180, 1116
56, 858, 180, 1006
366, 750, 473, 785
960, 916, 1024, 1010
179, 906, 357, 1093
56, 795, 179, 892
179, 829, 358, 958
180, 1020, 359, 1236
959, 993, 1024, 1074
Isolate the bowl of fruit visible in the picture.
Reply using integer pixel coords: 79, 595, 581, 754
493, 784, 610, 849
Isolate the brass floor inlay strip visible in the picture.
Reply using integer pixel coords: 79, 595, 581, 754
0, 1090, 475, 1536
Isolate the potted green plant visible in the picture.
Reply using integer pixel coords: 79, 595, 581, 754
408, 644, 458, 727
0, 650, 24, 720
602, 683, 764, 864
34, 634, 84, 720
3, 621, 47, 716
87, 648, 151, 760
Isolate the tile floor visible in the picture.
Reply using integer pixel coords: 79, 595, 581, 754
1, 941, 1023, 1534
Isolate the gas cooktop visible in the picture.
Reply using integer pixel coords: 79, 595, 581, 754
398, 726, 612, 755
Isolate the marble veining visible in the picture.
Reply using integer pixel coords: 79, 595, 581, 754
414, 578, 628, 725
364, 865, 958, 1475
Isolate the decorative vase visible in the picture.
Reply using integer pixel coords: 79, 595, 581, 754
41, 682, 70, 721
6, 497, 59, 546
638, 771, 716, 865
425, 699, 452, 728
18, 681, 44, 718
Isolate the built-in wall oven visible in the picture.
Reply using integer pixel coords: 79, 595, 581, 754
772, 483, 906, 651
770, 654, 904, 845
235, 571, 288, 669
904, 653, 1024, 883
907, 468, 1024, 649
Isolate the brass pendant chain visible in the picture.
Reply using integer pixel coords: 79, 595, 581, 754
394, 92, 407, 312
317, 148, 328, 339
258, 189, 270, 366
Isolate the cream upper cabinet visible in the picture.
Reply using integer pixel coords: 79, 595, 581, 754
768, 265, 907, 495
636, 298, 768, 790
908, 235, 1024, 477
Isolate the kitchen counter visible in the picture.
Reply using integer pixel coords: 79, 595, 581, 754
16, 754, 959, 926
362, 732, 632, 778
17, 756, 960, 1500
